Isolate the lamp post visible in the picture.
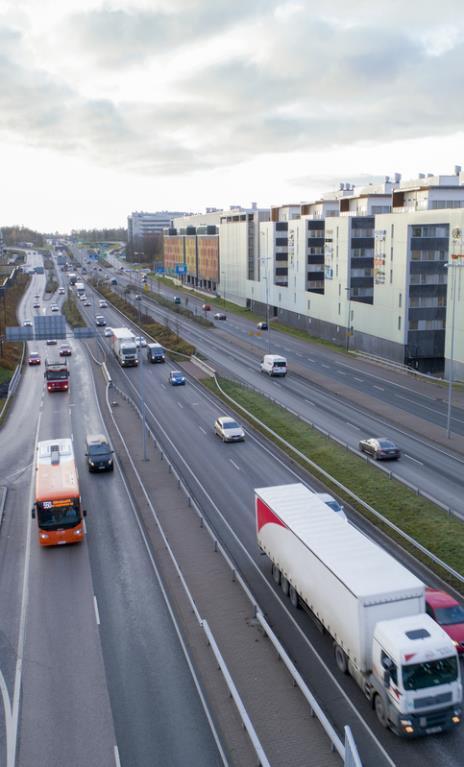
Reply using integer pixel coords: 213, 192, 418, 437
260, 229, 272, 354
345, 287, 352, 352
445, 258, 463, 438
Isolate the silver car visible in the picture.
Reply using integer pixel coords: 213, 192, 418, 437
214, 416, 245, 442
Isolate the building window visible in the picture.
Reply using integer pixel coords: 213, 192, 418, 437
399, 293, 402, 308
338, 303, 341, 315
398, 316, 401, 330
390, 269, 393, 284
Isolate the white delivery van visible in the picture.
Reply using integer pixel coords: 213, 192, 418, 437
260, 354, 287, 377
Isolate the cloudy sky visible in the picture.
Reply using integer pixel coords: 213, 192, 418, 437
1, 0, 464, 232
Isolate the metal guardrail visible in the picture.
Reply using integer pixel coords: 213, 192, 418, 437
213, 376, 464, 587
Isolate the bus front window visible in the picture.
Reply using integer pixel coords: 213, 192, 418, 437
37, 502, 80, 530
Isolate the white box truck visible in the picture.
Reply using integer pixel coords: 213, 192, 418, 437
111, 328, 139, 367
256, 483, 462, 737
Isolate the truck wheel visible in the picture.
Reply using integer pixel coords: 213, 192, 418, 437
272, 564, 280, 585
334, 644, 348, 674
289, 585, 299, 609
374, 695, 388, 728
281, 576, 289, 596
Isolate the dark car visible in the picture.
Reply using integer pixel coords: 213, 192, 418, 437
46, 338, 57, 345
85, 433, 114, 472
95, 315, 106, 326
359, 437, 400, 460
173, 296, 181, 304
214, 312, 227, 320
169, 370, 186, 386
257, 321, 268, 330
59, 344, 72, 357
134, 294, 141, 301
28, 352, 41, 366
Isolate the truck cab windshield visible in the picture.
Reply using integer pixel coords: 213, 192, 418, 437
402, 657, 458, 691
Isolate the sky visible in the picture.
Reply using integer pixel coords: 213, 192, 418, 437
1, 0, 464, 233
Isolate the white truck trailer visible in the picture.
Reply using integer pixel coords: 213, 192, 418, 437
111, 328, 138, 367
256, 483, 462, 737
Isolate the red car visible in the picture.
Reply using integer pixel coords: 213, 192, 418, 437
28, 352, 41, 366
202, 303, 211, 311
425, 588, 464, 654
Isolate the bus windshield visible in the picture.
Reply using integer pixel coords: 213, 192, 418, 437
402, 657, 458, 691
37, 500, 81, 530
45, 368, 69, 380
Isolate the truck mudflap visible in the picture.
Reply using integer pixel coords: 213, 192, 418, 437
389, 702, 462, 737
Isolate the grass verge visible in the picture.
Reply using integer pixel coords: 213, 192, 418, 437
203, 376, 464, 592
62, 292, 86, 328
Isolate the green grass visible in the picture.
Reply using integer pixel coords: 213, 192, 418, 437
62, 293, 86, 328
203, 377, 464, 591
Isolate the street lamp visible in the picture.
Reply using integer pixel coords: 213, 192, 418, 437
445, 258, 464, 438
345, 287, 352, 352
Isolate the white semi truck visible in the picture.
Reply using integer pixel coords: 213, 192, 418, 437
111, 328, 139, 367
255, 483, 462, 737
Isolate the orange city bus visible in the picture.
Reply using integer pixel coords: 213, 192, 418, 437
32, 438, 86, 546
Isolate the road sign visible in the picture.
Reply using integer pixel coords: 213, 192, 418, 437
155, 267, 165, 275
175, 264, 187, 275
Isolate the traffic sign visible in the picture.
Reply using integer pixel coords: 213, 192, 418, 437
175, 264, 187, 275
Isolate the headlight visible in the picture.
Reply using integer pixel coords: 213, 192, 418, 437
40, 533, 49, 540
73, 528, 82, 536
89, 460, 95, 466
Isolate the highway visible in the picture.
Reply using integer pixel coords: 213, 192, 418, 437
0, 253, 224, 767
73, 265, 463, 767
90, 259, 464, 519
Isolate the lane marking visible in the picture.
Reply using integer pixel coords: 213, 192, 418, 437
93, 596, 101, 626
306, 358, 315, 363
198, 426, 207, 435
160, 383, 166, 390
321, 363, 330, 368
373, 385, 384, 391
337, 371, 346, 376
404, 454, 424, 466
304, 399, 314, 406
229, 459, 240, 472
177, 402, 184, 409
114, 745, 122, 767
353, 377, 364, 382
346, 422, 360, 431
295, 353, 303, 358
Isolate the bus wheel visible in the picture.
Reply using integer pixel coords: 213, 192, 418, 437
272, 563, 280, 585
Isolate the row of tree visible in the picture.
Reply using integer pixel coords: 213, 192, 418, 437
71, 228, 127, 243
1, 226, 45, 247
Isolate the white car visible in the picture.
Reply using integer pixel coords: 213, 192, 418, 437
50, 304, 59, 312
316, 493, 347, 521
99, 300, 108, 308
58, 287, 65, 295
135, 336, 147, 348
214, 416, 245, 443
104, 327, 113, 337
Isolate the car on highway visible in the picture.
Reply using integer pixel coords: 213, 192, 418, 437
134, 294, 141, 301
50, 304, 59, 312
33, 302, 40, 309
95, 315, 106, 326
214, 416, 245, 442
257, 321, 268, 330
46, 339, 57, 345
85, 433, 114, 473
426, 588, 464, 654
59, 344, 72, 357
28, 352, 41, 366
135, 336, 147, 348
173, 296, 181, 304
58, 287, 65, 295
104, 327, 113, 337
214, 312, 227, 320
22, 319, 33, 327
358, 437, 401, 460
202, 303, 211, 311
79, 294, 87, 301
99, 300, 108, 308
169, 370, 186, 386
84, 300, 91, 306
316, 493, 347, 521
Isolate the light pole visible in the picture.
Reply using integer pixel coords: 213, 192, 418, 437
139, 341, 148, 460
259, 229, 272, 354
445, 259, 463, 438
345, 287, 352, 352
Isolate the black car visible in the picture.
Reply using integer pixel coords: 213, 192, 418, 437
85, 434, 114, 472
359, 437, 401, 460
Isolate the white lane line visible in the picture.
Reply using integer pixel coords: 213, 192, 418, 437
160, 383, 166, 390
114, 745, 122, 767
272, 381, 282, 387
354, 377, 364, 382
295, 353, 303, 358
306, 358, 315, 362
191, 402, 200, 406
321, 363, 330, 368
346, 422, 360, 430
373, 385, 384, 391
93, 596, 101, 625
198, 426, 207, 434
229, 459, 240, 472
304, 399, 314, 406
404, 454, 424, 466
177, 402, 184, 409
337, 370, 346, 375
